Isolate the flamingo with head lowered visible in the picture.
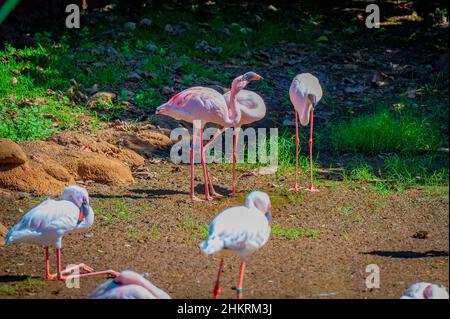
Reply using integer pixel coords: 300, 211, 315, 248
5, 185, 118, 281
156, 71, 265, 201
289, 73, 323, 192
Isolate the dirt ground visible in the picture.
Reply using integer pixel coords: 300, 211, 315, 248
0, 160, 448, 299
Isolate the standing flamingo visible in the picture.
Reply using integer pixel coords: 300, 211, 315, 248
289, 73, 323, 192
156, 71, 263, 201
200, 191, 272, 299
5, 185, 118, 281
401, 282, 449, 299
203, 81, 267, 198
89, 270, 171, 299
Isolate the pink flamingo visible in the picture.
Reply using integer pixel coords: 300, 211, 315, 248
89, 270, 171, 299
5, 185, 118, 281
156, 71, 263, 201
289, 73, 323, 192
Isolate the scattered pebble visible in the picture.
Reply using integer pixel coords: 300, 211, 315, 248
139, 18, 152, 27
124, 22, 137, 31
413, 230, 429, 239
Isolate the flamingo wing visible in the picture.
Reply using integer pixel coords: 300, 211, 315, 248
158, 87, 233, 126
89, 281, 157, 299
201, 206, 271, 256
223, 90, 266, 125
5, 199, 80, 245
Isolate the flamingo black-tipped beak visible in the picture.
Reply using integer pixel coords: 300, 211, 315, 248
243, 72, 263, 82
265, 207, 272, 224
155, 106, 165, 115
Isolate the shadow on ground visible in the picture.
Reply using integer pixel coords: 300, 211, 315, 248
362, 250, 449, 259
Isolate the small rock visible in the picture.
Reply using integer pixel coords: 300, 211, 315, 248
139, 18, 152, 27
344, 85, 364, 94
124, 22, 137, 31
11, 77, 18, 85
127, 72, 142, 82
84, 233, 93, 238
87, 91, 116, 108
0, 138, 28, 165
282, 119, 296, 126
145, 44, 158, 53
0, 222, 8, 246
258, 165, 278, 175
90, 84, 99, 93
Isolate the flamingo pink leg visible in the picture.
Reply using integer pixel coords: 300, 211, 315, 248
236, 261, 245, 299
200, 128, 213, 201
290, 111, 300, 192
202, 128, 224, 198
232, 127, 240, 198
213, 258, 224, 299
190, 126, 203, 202
45, 247, 51, 279
307, 108, 319, 192
45, 248, 117, 281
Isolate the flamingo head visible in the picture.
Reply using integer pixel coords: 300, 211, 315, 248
155, 103, 168, 115
245, 191, 272, 224
231, 71, 263, 92
62, 185, 90, 207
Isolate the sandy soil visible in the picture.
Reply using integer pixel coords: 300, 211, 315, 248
0, 161, 448, 299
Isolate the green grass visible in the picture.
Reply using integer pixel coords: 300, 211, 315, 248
384, 154, 449, 186
0, 44, 88, 140
271, 224, 319, 239
96, 198, 140, 223
330, 111, 438, 155
0, 3, 320, 142
329, 110, 440, 155
0, 277, 45, 296
179, 214, 209, 241
338, 206, 355, 217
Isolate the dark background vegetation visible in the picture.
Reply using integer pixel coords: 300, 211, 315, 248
0, 0, 449, 190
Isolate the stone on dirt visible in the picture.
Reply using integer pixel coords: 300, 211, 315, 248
0, 138, 27, 165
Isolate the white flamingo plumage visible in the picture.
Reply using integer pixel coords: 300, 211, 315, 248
401, 282, 449, 299
200, 191, 272, 299
89, 270, 171, 299
5, 185, 118, 281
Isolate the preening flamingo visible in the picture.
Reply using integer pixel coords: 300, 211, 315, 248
289, 73, 323, 192
200, 191, 272, 299
156, 71, 264, 201
89, 270, 171, 299
401, 282, 449, 299
5, 185, 118, 281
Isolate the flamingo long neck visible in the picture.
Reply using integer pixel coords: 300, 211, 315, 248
229, 85, 242, 125
77, 206, 94, 230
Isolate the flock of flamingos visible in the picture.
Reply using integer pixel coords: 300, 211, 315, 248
3, 73, 449, 299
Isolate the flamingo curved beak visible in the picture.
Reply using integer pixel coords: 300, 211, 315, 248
242, 72, 263, 82
155, 104, 166, 115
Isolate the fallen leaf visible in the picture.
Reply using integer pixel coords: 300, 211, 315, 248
11, 77, 18, 85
